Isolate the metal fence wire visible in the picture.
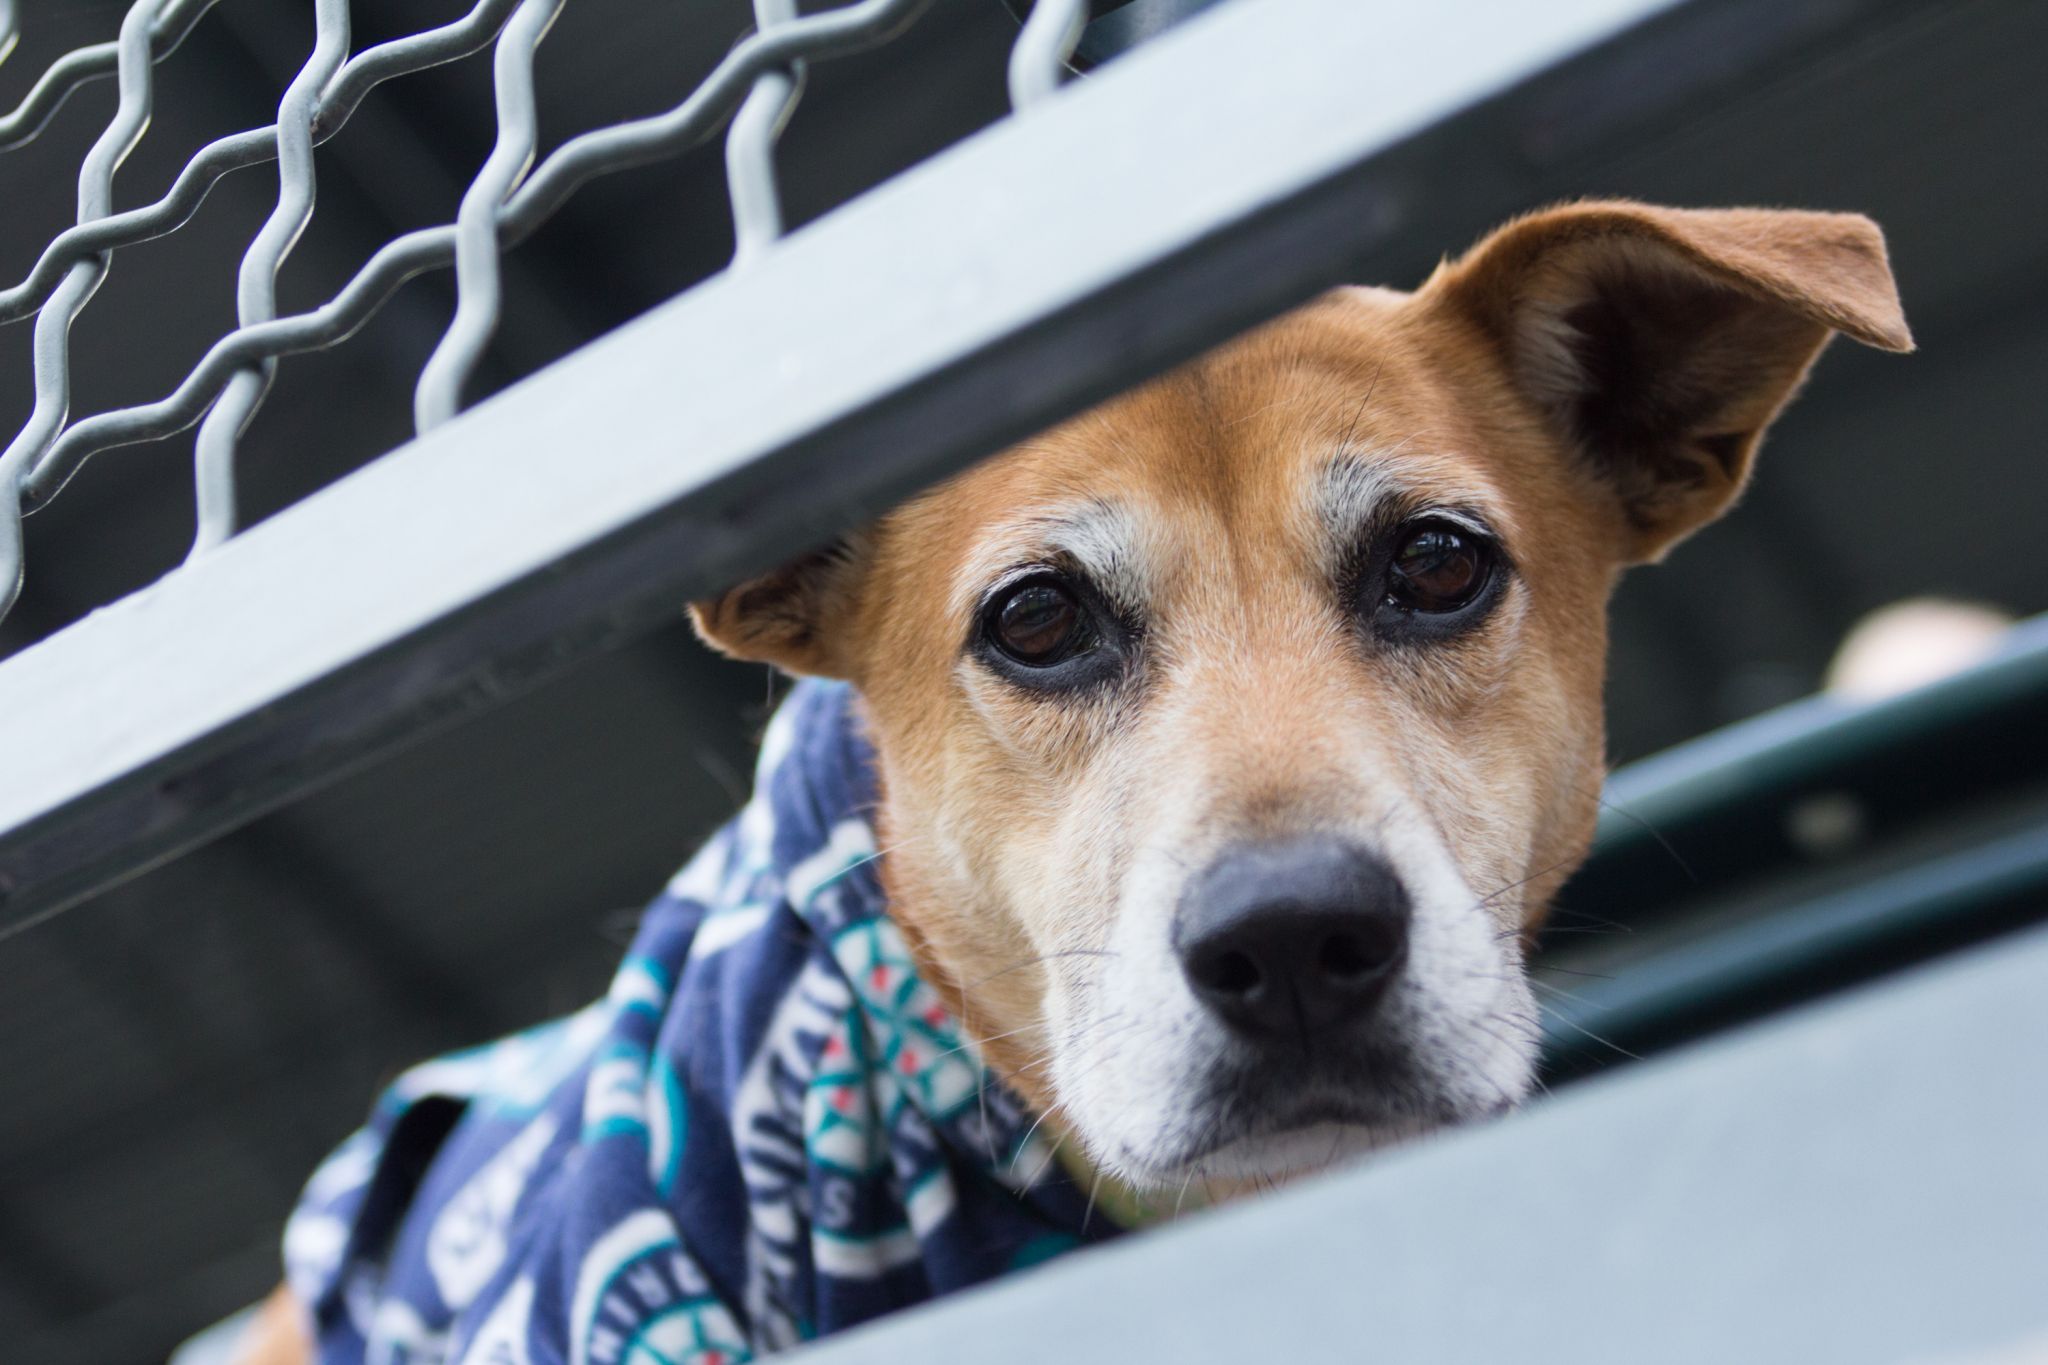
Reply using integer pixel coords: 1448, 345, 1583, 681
0, 0, 1098, 629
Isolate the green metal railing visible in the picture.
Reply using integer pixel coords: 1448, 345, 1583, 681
1540, 613, 2048, 1076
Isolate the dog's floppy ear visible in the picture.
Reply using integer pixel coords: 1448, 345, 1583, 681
689, 533, 870, 678
1424, 200, 1912, 562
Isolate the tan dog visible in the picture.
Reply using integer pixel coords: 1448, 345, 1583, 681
239, 200, 1908, 1360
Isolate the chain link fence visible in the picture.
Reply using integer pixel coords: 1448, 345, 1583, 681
0, 0, 1101, 627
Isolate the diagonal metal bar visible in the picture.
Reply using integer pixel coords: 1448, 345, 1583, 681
0, 0, 168, 623
726, 0, 804, 268
412, 0, 566, 434
0, 128, 277, 326
0, 0, 528, 626
1008, 0, 1088, 108
479, 0, 934, 236
16, 0, 937, 515
0, 0, 523, 328
187, 0, 352, 557
0, 0, 221, 151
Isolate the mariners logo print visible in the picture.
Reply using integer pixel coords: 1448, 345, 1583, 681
285, 681, 1115, 1365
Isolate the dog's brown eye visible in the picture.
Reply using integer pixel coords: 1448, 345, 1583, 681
1386, 524, 1490, 614
991, 580, 1083, 665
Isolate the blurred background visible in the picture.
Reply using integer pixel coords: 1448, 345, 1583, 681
0, 0, 2042, 1360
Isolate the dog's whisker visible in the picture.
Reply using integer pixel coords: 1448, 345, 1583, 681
1527, 995, 1641, 1061
1020, 1131, 1067, 1190
1527, 976, 1603, 1006
1335, 359, 1387, 452
1217, 392, 1311, 429
1174, 1162, 1201, 1219
960, 947, 1118, 993
1000, 1017, 1151, 1182
1595, 792, 1698, 885
1543, 904, 1637, 933
958, 995, 1006, 1164
934, 1019, 1044, 1063
1531, 961, 1615, 981
1464, 1013, 1549, 1100
1468, 849, 1586, 916
1005, 1127, 1051, 1179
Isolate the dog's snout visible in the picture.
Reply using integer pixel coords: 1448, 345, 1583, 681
1173, 838, 1410, 1041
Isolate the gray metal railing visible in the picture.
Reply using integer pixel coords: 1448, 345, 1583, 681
0, 0, 1950, 937
1, 0, 1718, 935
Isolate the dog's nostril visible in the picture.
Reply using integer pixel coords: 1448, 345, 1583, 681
1317, 932, 1372, 981
1317, 923, 1401, 982
1194, 948, 1262, 996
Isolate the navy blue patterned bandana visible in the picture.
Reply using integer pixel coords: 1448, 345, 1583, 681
286, 679, 1115, 1364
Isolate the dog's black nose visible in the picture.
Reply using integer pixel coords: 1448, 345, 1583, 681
1173, 838, 1410, 1042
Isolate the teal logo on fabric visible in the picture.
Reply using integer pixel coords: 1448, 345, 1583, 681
574, 1211, 750, 1365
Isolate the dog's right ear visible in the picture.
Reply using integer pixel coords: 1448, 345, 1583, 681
689, 533, 870, 679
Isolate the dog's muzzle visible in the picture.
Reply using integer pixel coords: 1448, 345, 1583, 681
1171, 836, 1411, 1045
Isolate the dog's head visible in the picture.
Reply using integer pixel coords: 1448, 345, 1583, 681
694, 202, 1910, 1191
